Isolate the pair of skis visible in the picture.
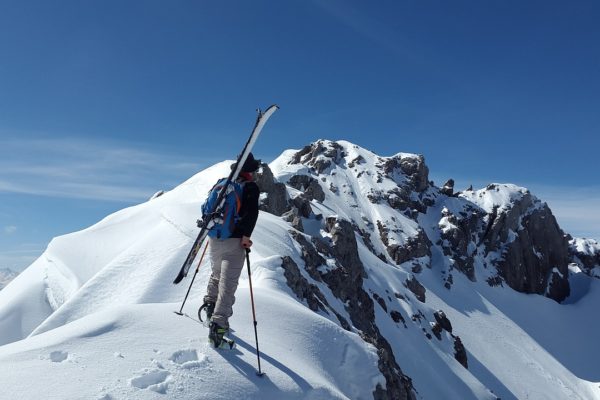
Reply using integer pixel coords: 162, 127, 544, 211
172, 105, 278, 285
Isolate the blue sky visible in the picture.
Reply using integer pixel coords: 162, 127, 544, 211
1, 0, 599, 271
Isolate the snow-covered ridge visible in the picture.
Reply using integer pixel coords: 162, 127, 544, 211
1, 139, 599, 400
459, 183, 543, 214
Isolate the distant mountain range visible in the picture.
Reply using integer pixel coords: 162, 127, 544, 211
0, 268, 18, 290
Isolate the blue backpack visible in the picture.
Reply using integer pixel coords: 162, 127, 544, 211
201, 178, 245, 239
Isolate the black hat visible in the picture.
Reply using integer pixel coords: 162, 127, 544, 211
242, 152, 261, 172
232, 152, 261, 172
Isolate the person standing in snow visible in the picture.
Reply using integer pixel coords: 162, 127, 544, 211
201, 153, 260, 347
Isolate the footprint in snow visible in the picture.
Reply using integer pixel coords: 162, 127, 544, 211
129, 369, 171, 394
49, 350, 69, 363
169, 349, 208, 369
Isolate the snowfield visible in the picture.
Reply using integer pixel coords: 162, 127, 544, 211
1, 141, 599, 399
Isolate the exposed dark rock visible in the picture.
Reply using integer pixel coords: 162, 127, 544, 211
291, 216, 304, 232
378, 223, 432, 266
568, 237, 600, 276
325, 217, 367, 283
398, 155, 430, 192
439, 205, 484, 281
281, 256, 330, 314
444, 273, 454, 290
348, 155, 365, 168
487, 276, 503, 287
289, 231, 325, 282
440, 179, 455, 196
255, 163, 290, 216
453, 336, 468, 369
297, 216, 416, 399
255, 163, 276, 193
433, 310, 452, 333
390, 310, 405, 324
547, 270, 570, 301
380, 154, 429, 192
405, 276, 426, 303
431, 323, 443, 340
288, 175, 326, 202
289, 140, 346, 174
355, 226, 387, 262
481, 193, 571, 302
291, 196, 313, 218
283, 208, 305, 232
373, 293, 388, 312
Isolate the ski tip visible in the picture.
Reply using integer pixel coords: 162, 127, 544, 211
259, 104, 279, 115
173, 272, 185, 285
173, 311, 184, 316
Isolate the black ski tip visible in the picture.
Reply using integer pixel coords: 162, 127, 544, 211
173, 271, 185, 285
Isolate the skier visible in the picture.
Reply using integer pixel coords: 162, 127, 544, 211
202, 152, 261, 347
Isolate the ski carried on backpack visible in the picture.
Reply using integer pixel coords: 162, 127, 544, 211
172, 105, 279, 285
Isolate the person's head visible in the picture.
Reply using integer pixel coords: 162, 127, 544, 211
233, 152, 260, 181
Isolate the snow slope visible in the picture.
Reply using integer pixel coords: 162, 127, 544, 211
0, 161, 384, 400
1, 140, 599, 399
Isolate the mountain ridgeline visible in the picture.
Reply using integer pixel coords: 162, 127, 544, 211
258, 140, 599, 399
2, 139, 599, 399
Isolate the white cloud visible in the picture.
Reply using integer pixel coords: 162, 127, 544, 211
3, 226, 17, 235
0, 137, 219, 203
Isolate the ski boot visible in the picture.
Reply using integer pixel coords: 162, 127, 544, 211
208, 321, 234, 349
198, 301, 215, 324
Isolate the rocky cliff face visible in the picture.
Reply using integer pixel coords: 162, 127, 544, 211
257, 139, 593, 399
460, 185, 571, 301
569, 237, 600, 278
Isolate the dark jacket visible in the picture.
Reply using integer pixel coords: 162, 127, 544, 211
231, 180, 259, 238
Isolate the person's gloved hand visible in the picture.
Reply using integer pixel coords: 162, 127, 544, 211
241, 236, 253, 248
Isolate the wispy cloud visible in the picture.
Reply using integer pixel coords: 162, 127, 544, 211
0, 137, 217, 202
312, 0, 415, 60
3, 226, 17, 235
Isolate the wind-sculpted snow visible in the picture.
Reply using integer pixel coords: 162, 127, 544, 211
1, 139, 599, 399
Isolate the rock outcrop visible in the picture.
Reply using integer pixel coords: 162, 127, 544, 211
481, 188, 570, 301
255, 163, 290, 216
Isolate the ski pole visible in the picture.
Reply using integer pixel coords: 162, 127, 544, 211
174, 241, 209, 316
246, 248, 265, 376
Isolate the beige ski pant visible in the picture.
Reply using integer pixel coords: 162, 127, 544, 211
204, 237, 245, 328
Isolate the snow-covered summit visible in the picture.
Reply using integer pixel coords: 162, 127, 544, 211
1, 139, 599, 400
459, 183, 542, 214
